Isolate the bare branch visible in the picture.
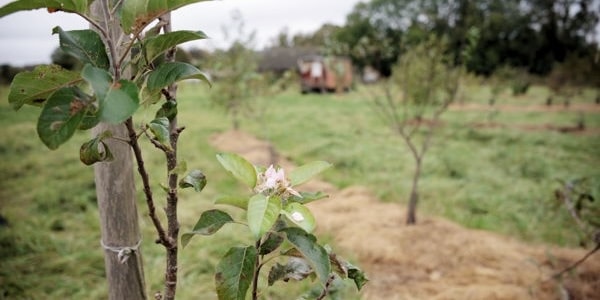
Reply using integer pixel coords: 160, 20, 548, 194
125, 118, 170, 247
552, 243, 600, 279
316, 275, 336, 300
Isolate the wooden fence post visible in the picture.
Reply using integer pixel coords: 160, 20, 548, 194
91, 1, 147, 299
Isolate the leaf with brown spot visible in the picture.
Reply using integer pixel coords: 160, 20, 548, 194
37, 87, 91, 150
120, 0, 212, 34
8, 65, 82, 110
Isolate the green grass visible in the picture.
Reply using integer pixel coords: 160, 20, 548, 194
0, 82, 599, 299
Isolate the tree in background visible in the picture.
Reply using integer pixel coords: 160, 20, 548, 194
333, 1, 401, 76
209, 10, 260, 130
330, 0, 598, 78
371, 31, 477, 224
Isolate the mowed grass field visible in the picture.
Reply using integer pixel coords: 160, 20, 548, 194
0, 82, 599, 299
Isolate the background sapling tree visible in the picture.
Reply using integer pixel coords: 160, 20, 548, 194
0, 1, 211, 299
209, 10, 261, 130
552, 178, 599, 246
547, 178, 600, 280
371, 32, 477, 225
182, 153, 367, 300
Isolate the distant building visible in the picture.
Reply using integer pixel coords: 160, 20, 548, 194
297, 55, 352, 93
258, 47, 353, 93
258, 47, 319, 75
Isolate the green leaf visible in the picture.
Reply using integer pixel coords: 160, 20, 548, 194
37, 87, 89, 150
155, 99, 177, 121
120, 0, 211, 34
247, 194, 281, 239
268, 258, 312, 286
148, 117, 171, 148
289, 161, 332, 186
81, 64, 112, 101
214, 195, 249, 210
78, 110, 100, 130
146, 62, 211, 91
280, 227, 331, 285
144, 30, 208, 63
79, 131, 114, 165
179, 169, 207, 192
83, 66, 138, 125
99, 80, 140, 123
0, 0, 91, 18
347, 262, 369, 291
289, 191, 329, 205
215, 246, 256, 300
52, 27, 109, 69
8, 65, 82, 110
283, 203, 316, 233
216, 153, 257, 189
259, 218, 286, 255
181, 209, 234, 248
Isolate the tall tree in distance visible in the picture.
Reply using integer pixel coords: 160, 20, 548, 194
333, 0, 599, 78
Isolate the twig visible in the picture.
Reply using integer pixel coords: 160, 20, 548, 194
552, 243, 600, 279
110, 0, 124, 16
142, 127, 172, 152
316, 275, 336, 300
560, 182, 589, 234
125, 118, 169, 247
251, 239, 262, 300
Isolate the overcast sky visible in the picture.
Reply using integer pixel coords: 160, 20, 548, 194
0, 0, 364, 66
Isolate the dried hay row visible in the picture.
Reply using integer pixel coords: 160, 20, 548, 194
210, 129, 600, 300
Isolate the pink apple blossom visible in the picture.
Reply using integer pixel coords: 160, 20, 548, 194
255, 165, 301, 198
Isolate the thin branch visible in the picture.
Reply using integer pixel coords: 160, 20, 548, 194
109, 0, 124, 16
560, 182, 590, 234
251, 239, 262, 300
125, 118, 169, 247
117, 33, 141, 74
78, 13, 109, 40
552, 243, 600, 279
368, 88, 396, 128
316, 275, 336, 300
142, 128, 172, 153
383, 85, 403, 127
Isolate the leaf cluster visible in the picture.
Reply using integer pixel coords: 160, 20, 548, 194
1, 0, 211, 163
183, 153, 367, 300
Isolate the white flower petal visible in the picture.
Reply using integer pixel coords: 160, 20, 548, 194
291, 211, 304, 222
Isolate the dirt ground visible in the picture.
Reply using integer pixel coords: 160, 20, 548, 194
210, 130, 600, 300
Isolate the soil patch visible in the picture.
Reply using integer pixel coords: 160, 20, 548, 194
210, 129, 600, 300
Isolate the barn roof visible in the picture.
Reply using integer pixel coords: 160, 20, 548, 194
258, 46, 320, 73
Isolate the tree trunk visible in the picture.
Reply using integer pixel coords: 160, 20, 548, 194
406, 159, 422, 225
91, 1, 147, 299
